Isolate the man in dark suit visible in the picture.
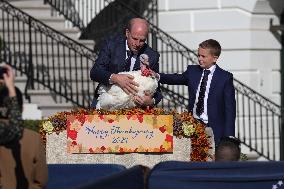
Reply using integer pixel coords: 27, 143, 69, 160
158, 39, 236, 143
90, 18, 162, 108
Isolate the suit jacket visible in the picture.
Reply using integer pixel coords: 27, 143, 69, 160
0, 128, 48, 189
90, 35, 162, 107
159, 65, 236, 144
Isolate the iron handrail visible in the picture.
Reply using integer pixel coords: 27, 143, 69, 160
2, 0, 281, 160
0, 0, 97, 108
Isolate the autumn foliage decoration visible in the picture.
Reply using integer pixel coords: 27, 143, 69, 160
40, 108, 211, 161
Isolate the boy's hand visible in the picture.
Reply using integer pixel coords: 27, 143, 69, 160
149, 70, 160, 80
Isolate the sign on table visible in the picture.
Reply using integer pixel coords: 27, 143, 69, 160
67, 114, 173, 153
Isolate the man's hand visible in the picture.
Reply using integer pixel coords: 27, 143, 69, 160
110, 74, 139, 95
133, 90, 154, 107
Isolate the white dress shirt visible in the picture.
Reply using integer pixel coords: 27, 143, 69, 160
193, 64, 216, 124
126, 41, 137, 71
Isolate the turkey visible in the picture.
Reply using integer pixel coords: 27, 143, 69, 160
96, 54, 158, 110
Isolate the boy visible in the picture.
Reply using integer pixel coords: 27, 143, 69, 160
157, 39, 236, 144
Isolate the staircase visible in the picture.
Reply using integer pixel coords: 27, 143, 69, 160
42, 0, 282, 161
3, 0, 95, 118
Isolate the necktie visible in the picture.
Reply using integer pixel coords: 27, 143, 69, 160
125, 50, 133, 71
196, 69, 211, 116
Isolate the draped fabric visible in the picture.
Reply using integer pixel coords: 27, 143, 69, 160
77, 165, 146, 189
45, 161, 284, 189
148, 161, 284, 189
46, 164, 126, 189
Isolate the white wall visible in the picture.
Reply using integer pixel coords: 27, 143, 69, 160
158, 0, 284, 104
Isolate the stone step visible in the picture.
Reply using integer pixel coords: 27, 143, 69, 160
20, 73, 93, 83
3, 0, 96, 117
240, 144, 262, 161
9, 0, 48, 8
38, 102, 75, 118
21, 89, 76, 118
1, 38, 94, 52
26, 88, 94, 103
0, 21, 81, 42
13, 76, 72, 118
78, 40, 95, 49
14, 75, 28, 91
13, 71, 94, 83
31, 63, 92, 70
246, 152, 262, 161
9, 1, 52, 18
39, 17, 67, 30
10, 63, 93, 73
0, 22, 92, 44
0, 27, 80, 40
2, 1, 88, 40
14, 75, 95, 104
22, 103, 42, 120
0, 33, 93, 50
26, 89, 58, 104
26, 88, 94, 100
2, 43, 91, 58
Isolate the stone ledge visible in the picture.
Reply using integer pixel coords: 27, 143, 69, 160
46, 128, 214, 168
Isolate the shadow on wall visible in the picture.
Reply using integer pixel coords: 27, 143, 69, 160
267, 0, 284, 15
266, 0, 284, 43
79, 0, 152, 52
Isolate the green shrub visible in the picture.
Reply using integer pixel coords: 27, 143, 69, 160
23, 120, 42, 132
